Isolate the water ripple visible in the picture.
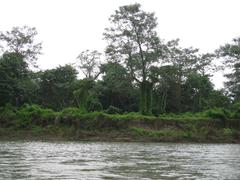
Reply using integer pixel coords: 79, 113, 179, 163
0, 141, 239, 179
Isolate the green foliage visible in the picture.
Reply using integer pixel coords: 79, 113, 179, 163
39, 65, 77, 110
232, 111, 240, 119
76, 50, 101, 79
159, 112, 208, 121
129, 127, 148, 136
140, 81, 153, 115
0, 26, 42, 65
151, 65, 180, 114
207, 90, 231, 109
104, 3, 163, 115
204, 108, 231, 120
87, 98, 103, 112
0, 104, 239, 142
229, 102, 240, 119
0, 103, 17, 126
0, 12, 235, 117
73, 78, 97, 112
0, 53, 31, 106
217, 37, 240, 101
18, 104, 55, 119
223, 128, 234, 137
107, 112, 155, 122
15, 104, 55, 128
1, 103, 239, 131
0, 103, 16, 118
104, 106, 122, 114
1, 8, 240, 143
59, 107, 86, 118
57, 110, 131, 130
182, 73, 214, 112
31, 126, 44, 136
129, 127, 185, 139
99, 62, 138, 112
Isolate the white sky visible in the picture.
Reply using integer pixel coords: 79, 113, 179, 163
1, 0, 240, 89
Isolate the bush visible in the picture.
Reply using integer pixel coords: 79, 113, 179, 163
16, 104, 56, 128
232, 111, 240, 119
87, 99, 103, 112
58, 107, 85, 125
230, 102, 240, 111
0, 103, 16, 117
230, 102, 240, 119
60, 107, 86, 117
104, 106, 122, 114
205, 108, 227, 120
223, 128, 234, 137
0, 103, 17, 126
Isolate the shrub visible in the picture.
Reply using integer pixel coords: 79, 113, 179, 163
58, 107, 85, 125
60, 107, 86, 117
129, 127, 147, 136
223, 128, 234, 137
230, 102, 240, 119
31, 126, 44, 135
0, 103, 17, 126
87, 99, 103, 112
230, 102, 240, 111
205, 108, 227, 120
0, 103, 16, 117
16, 104, 56, 128
104, 106, 122, 114
232, 111, 240, 119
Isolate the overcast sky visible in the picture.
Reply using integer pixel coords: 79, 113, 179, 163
1, 0, 240, 88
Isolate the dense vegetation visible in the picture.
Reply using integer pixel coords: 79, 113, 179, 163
0, 104, 239, 142
0, 4, 240, 142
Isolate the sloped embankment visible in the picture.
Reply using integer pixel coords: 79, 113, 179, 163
0, 105, 240, 142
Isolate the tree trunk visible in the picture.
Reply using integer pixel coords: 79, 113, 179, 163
159, 90, 167, 114
146, 82, 153, 115
140, 81, 153, 115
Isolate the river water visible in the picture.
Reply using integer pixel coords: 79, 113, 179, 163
0, 141, 239, 179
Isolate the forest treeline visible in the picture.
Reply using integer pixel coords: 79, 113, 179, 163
0, 3, 240, 116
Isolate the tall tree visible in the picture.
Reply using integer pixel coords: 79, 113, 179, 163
39, 65, 77, 110
0, 53, 29, 106
151, 65, 180, 114
104, 3, 163, 115
182, 73, 214, 112
157, 39, 215, 112
0, 26, 42, 106
195, 53, 215, 76
73, 78, 102, 112
164, 39, 198, 74
216, 37, 240, 101
76, 50, 101, 79
162, 39, 199, 112
0, 26, 42, 66
99, 62, 138, 111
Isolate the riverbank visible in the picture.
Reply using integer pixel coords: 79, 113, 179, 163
1, 129, 240, 143
0, 124, 239, 143
0, 104, 240, 143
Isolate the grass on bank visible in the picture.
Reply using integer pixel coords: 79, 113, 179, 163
1, 103, 240, 127
0, 103, 239, 142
